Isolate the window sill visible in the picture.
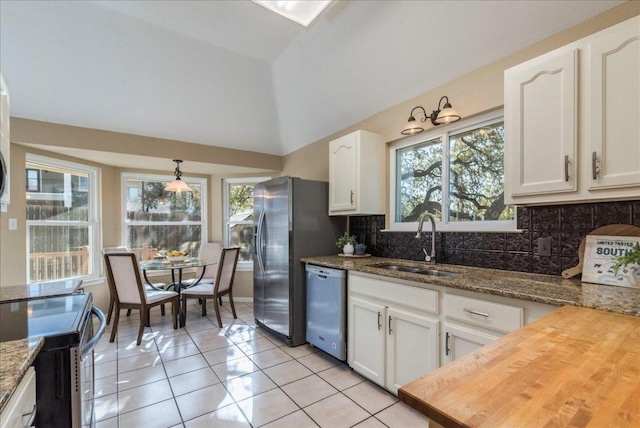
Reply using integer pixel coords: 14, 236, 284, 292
382, 222, 522, 234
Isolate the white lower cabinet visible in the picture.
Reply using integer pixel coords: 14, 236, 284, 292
0, 366, 36, 428
348, 273, 440, 395
443, 323, 499, 364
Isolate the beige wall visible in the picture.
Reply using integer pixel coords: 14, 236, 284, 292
1, 2, 637, 307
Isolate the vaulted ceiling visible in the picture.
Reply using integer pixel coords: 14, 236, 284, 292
0, 1, 625, 157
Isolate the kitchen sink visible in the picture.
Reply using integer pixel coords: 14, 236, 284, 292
372, 264, 458, 277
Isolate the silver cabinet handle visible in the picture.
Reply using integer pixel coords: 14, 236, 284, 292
592, 151, 598, 180
377, 311, 381, 330
464, 308, 489, 318
350, 190, 354, 204
564, 155, 570, 182
388, 315, 393, 335
23, 404, 37, 428
445, 332, 450, 356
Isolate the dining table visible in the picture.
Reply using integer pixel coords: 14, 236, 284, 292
140, 258, 217, 327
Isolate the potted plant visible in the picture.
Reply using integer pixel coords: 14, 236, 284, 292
613, 243, 640, 285
336, 232, 357, 255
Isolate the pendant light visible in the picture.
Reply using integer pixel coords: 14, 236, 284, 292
165, 160, 192, 193
401, 96, 462, 135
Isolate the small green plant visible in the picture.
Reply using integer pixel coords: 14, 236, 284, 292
613, 243, 640, 275
336, 232, 357, 249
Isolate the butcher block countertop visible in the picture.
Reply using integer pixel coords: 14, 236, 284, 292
398, 306, 640, 428
301, 256, 640, 316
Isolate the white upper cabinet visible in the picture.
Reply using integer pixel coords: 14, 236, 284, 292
504, 49, 578, 197
0, 70, 10, 210
588, 18, 640, 190
329, 130, 384, 215
504, 16, 640, 205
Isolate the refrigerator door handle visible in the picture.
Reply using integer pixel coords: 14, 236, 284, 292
256, 211, 266, 274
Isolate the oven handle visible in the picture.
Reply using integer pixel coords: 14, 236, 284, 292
81, 307, 106, 355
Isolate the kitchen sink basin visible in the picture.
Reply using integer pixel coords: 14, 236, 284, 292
372, 264, 458, 277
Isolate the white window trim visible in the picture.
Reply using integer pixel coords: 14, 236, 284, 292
388, 109, 517, 233
121, 172, 208, 261
223, 177, 270, 271
26, 154, 102, 282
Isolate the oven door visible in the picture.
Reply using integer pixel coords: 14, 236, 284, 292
74, 307, 106, 428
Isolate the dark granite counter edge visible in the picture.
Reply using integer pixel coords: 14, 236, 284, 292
0, 337, 43, 415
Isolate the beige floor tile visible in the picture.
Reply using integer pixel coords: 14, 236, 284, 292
212, 355, 259, 382
343, 382, 397, 414
158, 341, 201, 362
280, 343, 319, 359
297, 351, 340, 373
118, 352, 163, 373
184, 318, 218, 333
169, 367, 220, 396
317, 364, 365, 391
94, 393, 120, 422
305, 393, 370, 428
202, 344, 245, 366
237, 388, 299, 427
353, 416, 388, 428
375, 402, 430, 428
118, 399, 182, 428
223, 370, 277, 402
94, 347, 118, 364
188, 327, 225, 342
226, 328, 264, 345
184, 403, 251, 428
175, 383, 234, 421
163, 353, 210, 377
281, 374, 338, 408
117, 379, 174, 414
117, 364, 168, 392
192, 332, 235, 353
263, 360, 313, 386
237, 337, 278, 356
155, 331, 195, 349
249, 348, 293, 369
95, 374, 118, 398
261, 410, 319, 428
95, 360, 117, 380
116, 342, 159, 360
95, 416, 118, 428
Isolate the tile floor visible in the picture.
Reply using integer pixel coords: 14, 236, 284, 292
93, 300, 431, 427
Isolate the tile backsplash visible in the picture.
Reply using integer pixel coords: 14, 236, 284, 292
349, 200, 640, 276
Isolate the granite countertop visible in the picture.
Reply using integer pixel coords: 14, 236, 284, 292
0, 337, 43, 414
301, 256, 640, 316
0, 279, 83, 303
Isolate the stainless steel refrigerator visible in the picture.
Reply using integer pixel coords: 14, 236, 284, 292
253, 176, 346, 346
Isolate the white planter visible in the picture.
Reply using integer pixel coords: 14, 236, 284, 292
343, 244, 354, 255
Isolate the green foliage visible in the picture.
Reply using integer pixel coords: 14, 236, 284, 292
336, 232, 357, 248
613, 243, 640, 275
229, 184, 254, 217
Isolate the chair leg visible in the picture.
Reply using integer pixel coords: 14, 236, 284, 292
127, 309, 132, 317
107, 295, 114, 325
172, 299, 178, 330
161, 304, 165, 316
109, 303, 120, 343
218, 297, 223, 306
201, 299, 207, 317
214, 298, 223, 328
181, 296, 187, 328
228, 291, 238, 320
136, 309, 145, 346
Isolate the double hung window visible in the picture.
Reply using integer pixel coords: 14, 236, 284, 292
122, 173, 206, 260
26, 155, 100, 282
391, 110, 514, 232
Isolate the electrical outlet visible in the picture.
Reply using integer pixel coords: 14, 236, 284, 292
8, 218, 17, 230
538, 237, 551, 256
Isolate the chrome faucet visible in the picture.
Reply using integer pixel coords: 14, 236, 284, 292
415, 212, 437, 264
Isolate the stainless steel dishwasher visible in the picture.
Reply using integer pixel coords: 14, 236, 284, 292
305, 264, 347, 361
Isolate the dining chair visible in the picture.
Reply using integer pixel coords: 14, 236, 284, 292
104, 252, 179, 345
102, 246, 167, 324
181, 242, 224, 287
180, 247, 240, 328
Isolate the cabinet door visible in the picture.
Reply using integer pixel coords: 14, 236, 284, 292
505, 48, 578, 200
588, 18, 640, 190
443, 323, 499, 365
385, 307, 439, 395
348, 296, 385, 386
329, 133, 358, 213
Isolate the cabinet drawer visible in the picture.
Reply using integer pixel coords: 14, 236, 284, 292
0, 366, 36, 428
445, 294, 523, 333
349, 273, 438, 315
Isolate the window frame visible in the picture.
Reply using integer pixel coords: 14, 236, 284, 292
223, 177, 270, 271
25, 154, 102, 283
389, 109, 517, 233
121, 172, 208, 260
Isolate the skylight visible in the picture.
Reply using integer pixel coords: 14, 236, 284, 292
252, 1, 332, 27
